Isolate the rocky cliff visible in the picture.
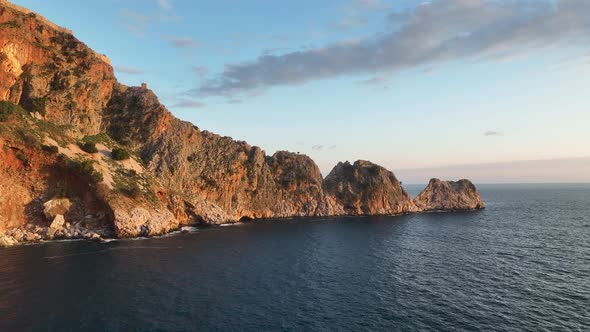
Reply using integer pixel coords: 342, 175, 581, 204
414, 179, 486, 211
0, 1, 484, 247
325, 161, 417, 215
0, 1, 115, 134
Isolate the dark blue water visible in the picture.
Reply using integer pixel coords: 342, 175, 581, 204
1, 184, 589, 331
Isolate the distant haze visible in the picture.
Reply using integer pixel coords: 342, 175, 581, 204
395, 157, 590, 184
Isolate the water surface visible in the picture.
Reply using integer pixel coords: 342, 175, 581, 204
1, 184, 589, 331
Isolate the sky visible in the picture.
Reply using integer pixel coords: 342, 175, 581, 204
12, 0, 590, 183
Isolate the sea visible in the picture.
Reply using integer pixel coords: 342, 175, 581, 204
1, 184, 589, 331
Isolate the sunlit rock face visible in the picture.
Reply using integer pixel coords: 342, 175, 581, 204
324, 160, 418, 216
0, 0, 483, 245
414, 179, 486, 211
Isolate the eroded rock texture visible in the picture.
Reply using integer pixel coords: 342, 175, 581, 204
0, 0, 484, 246
414, 179, 486, 211
324, 161, 417, 215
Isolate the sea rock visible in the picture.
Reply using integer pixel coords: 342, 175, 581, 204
112, 207, 178, 238
0, 232, 18, 247
414, 179, 485, 211
324, 160, 417, 215
24, 232, 39, 242
46, 214, 65, 238
83, 232, 102, 241
43, 198, 72, 220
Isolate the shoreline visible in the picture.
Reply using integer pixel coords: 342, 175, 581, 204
0, 209, 486, 248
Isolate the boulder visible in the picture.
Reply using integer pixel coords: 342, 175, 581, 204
112, 207, 178, 238
0, 232, 18, 247
43, 198, 72, 220
414, 179, 485, 211
84, 232, 102, 241
47, 214, 66, 238
49, 214, 65, 229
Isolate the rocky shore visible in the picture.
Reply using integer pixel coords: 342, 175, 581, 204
0, 1, 485, 248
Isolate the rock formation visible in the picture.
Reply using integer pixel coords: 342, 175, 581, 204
0, 1, 485, 247
414, 179, 486, 211
324, 161, 417, 215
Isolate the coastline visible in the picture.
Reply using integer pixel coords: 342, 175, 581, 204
0, 208, 487, 248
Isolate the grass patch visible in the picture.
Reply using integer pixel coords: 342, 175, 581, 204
0, 101, 25, 122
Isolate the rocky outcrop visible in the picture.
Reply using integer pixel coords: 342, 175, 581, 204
0, 231, 17, 247
0, 1, 115, 134
414, 179, 485, 211
0, 1, 486, 246
112, 207, 177, 238
103, 85, 344, 223
324, 160, 417, 215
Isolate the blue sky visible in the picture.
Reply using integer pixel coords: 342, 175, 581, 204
13, 0, 590, 183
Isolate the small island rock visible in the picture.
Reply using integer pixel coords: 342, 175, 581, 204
414, 179, 485, 211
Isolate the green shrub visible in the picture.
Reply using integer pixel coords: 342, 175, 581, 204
0, 110, 8, 122
15, 151, 27, 162
0, 101, 21, 122
41, 144, 59, 154
111, 148, 130, 161
16, 129, 40, 146
79, 141, 98, 154
120, 182, 141, 198
67, 158, 103, 183
82, 133, 111, 145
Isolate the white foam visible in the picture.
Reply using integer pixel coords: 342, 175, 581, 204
219, 222, 244, 227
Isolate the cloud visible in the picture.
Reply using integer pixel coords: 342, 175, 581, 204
158, 0, 172, 11
312, 144, 337, 151
196, 0, 590, 98
192, 66, 209, 76
484, 131, 503, 137
172, 99, 205, 108
114, 65, 144, 75
357, 76, 388, 85
120, 10, 150, 36
168, 37, 196, 48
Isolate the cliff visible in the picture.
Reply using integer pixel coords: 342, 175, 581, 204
0, 1, 485, 247
414, 179, 486, 211
325, 161, 417, 215
0, 1, 115, 134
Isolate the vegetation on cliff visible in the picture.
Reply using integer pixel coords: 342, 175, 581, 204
0, 1, 484, 247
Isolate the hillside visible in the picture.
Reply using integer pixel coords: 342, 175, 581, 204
0, 1, 484, 247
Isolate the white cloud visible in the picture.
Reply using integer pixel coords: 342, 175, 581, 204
483, 131, 503, 137
196, 0, 590, 98
114, 65, 144, 75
